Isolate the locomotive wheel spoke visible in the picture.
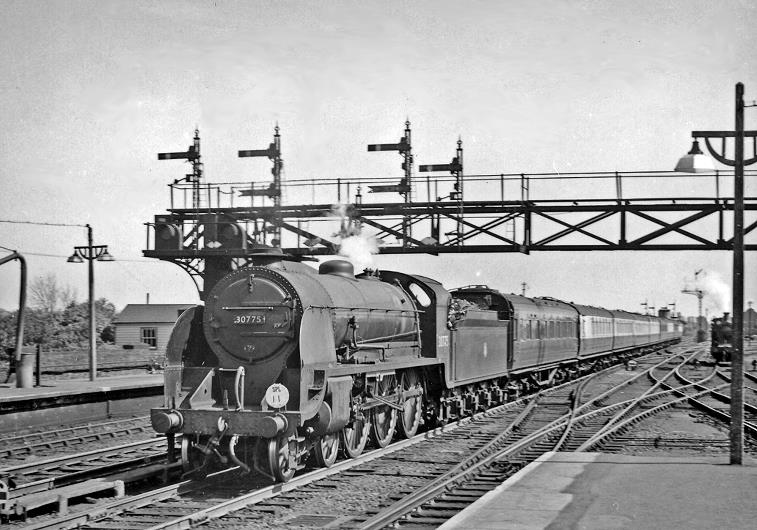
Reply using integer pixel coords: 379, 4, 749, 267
400, 370, 423, 438
313, 432, 340, 468
181, 436, 208, 478
370, 375, 398, 448
267, 435, 295, 482
341, 415, 370, 458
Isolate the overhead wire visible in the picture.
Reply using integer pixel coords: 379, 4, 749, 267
0, 220, 87, 228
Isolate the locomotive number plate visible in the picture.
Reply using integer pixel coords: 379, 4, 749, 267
233, 314, 266, 325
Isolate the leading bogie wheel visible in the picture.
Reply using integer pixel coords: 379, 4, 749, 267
180, 436, 208, 478
313, 432, 340, 468
267, 435, 296, 482
399, 370, 423, 438
370, 374, 398, 448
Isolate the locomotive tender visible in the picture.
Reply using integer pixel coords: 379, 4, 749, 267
151, 256, 682, 481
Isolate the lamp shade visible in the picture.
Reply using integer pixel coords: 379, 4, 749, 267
67, 254, 83, 263
98, 250, 115, 262
674, 140, 716, 173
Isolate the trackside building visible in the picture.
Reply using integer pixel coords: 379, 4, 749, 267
113, 304, 194, 352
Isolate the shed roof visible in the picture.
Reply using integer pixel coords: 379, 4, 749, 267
113, 304, 194, 324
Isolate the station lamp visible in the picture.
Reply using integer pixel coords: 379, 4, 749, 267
674, 140, 716, 173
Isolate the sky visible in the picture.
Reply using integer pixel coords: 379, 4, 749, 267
0, 0, 756, 320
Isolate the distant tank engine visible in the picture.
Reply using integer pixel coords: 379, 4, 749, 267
710, 312, 733, 363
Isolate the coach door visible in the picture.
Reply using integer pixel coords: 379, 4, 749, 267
537, 319, 545, 367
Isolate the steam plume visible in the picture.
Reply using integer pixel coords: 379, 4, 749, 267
698, 270, 731, 314
330, 204, 380, 271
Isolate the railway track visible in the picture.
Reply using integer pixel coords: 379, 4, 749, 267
0, 358, 164, 380
0, 437, 176, 520
38, 359, 164, 376
356, 349, 701, 528
0, 416, 152, 461
16, 401, 537, 529
16, 346, 673, 529
15, 341, 736, 529
661, 365, 757, 438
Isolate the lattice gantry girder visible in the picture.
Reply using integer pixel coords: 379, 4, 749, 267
144, 197, 757, 263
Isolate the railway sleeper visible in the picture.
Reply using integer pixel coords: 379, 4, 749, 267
8, 478, 125, 520
413, 508, 466, 520
427, 499, 476, 509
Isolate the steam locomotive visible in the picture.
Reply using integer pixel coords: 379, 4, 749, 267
151, 255, 682, 481
710, 313, 733, 363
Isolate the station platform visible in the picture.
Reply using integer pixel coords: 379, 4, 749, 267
440, 451, 757, 529
0, 374, 164, 431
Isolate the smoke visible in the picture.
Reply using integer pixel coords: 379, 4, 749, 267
339, 234, 380, 271
330, 204, 380, 272
331, 203, 348, 220
698, 270, 732, 314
